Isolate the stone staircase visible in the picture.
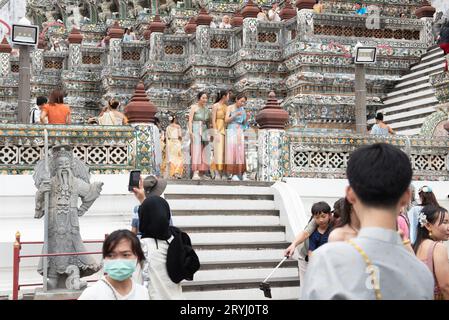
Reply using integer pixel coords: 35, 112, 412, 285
372, 45, 446, 135
0, 0, 9, 10
0, 177, 300, 300
166, 181, 300, 300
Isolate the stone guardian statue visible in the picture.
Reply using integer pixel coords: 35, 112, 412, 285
33, 145, 103, 290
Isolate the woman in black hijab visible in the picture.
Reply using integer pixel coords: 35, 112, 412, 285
137, 196, 183, 299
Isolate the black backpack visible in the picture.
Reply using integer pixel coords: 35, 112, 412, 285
166, 226, 200, 284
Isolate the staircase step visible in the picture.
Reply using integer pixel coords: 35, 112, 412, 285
172, 215, 280, 227
399, 63, 445, 82
421, 48, 445, 62
166, 185, 273, 195
181, 226, 285, 233
168, 199, 276, 211
195, 260, 298, 282
386, 82, 431, 98
380, 96, 438, 114
389, 118, 427, 130
171, 209, 279, 216
194, 242, 289, 262
182, 277, 299, 292
383, 88, 436, 106
165, 194, 274, 200
395, 128, 421, 135
410, 56, 446, 71
167, 180, 273, 187
383, 106, 435, 123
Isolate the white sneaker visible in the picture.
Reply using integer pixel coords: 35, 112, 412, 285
231, 175, 240, 181
192, 172, 200, 180
214, 173, 221, 180
242, 173, 249, 181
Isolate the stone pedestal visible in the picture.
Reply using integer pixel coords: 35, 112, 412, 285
256, 92, 289, 181
257, 129, 288, 181
34, 288, 82, 300
132, 123, 162, 175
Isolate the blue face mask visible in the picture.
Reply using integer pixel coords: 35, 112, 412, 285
103, 259, 137, 281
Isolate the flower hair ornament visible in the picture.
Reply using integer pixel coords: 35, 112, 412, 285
418, 186, 432, 193
418, 211, 428, 227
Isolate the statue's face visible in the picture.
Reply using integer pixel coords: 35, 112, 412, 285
57, 157, 71, 170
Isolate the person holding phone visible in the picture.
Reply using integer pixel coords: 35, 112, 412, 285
130, 175, 168, 236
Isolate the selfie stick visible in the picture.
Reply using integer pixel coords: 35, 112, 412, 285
43, 129, 49, 292
262, 256, 288, 284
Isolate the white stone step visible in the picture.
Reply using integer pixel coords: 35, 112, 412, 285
383, 106, 435, 122
411, 56, 446, 71
195, 243, 288, 263
182, 286, 300, 300
421, 49, 445, 62
172, 215, 280, 227
182, 278, 300, 300
383, 88, 436, 106
399, 63, 445, 81
168, 199, 276, 211
386, 82, 431, 98
395, 75, 430, 89
389, 117, 426, 130
165, 185, 274, 195
380, 96, 439, 114
189, 232, 285, 244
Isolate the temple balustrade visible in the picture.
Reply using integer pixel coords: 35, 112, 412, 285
0, 124, 447, 181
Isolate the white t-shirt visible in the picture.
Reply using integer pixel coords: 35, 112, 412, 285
78, 277, 149, 300
29, 106, 41, 124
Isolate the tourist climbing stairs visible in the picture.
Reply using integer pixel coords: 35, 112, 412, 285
370, 45, 446, 135
165, 180, 300, 300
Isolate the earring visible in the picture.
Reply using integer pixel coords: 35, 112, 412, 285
429, 230, 433, 239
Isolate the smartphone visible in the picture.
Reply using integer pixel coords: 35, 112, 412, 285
128, 170, 141, 192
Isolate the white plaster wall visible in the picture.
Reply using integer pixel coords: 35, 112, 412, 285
0, 0, 26, 40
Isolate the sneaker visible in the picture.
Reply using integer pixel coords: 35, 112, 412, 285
242, 173, 249, 181
201, 174, 211, 180
214, 173, 221, 180
192, 172, 200, 180
231, 175, 240, 181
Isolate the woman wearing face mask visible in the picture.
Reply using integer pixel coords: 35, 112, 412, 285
78, 230, 149, 300
138, 196, 183, 299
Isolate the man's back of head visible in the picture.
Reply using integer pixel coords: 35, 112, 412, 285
346, 143, 412, 209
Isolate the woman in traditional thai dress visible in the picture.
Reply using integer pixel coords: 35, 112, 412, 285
188, 92, 211, 180
225, 93, 248, 181
211, 90, 230, 180
166, 115, 184, 179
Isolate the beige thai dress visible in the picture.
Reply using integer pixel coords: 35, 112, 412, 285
211, 103, 226, 171
166, 124, 183, 177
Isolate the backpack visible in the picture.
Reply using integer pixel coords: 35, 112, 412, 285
166, 226, 200, 284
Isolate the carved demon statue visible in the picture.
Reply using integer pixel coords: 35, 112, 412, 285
33, 145, 103, 291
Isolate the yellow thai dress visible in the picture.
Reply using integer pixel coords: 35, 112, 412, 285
211, 103, 227, 172
166, 124, 183, 177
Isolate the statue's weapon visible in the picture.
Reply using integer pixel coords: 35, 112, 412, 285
42, 129, 49, 292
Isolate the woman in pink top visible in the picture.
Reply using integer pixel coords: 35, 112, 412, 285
414, 205, 449, 300
397, 210, 410, 240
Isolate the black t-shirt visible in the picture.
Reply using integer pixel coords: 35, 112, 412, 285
308, 225, 332, 252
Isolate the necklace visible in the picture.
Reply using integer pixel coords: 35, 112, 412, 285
347, 239, 382, 300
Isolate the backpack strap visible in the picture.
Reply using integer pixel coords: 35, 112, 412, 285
101, 278, 118, 300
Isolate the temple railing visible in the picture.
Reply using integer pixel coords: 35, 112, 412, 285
0, 124, 136, 174
285, 131, 449, 181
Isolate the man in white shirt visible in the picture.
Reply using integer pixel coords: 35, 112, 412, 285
301, 143, 434, 300
29, 96, 47, 124
268, 2, 281, 22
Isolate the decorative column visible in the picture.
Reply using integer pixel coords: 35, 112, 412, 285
241, 0, 259, 49
148, 15, 166, 61
296, 0, 315, 40
107, 21, 125, 67
67, 28, 83, 69
280, 0, 297, 21
416, 1, 436, 47
256, 92, 289, 181
125, 81, 160, 175
195, 8, 212, 55
231, 10, 243, 28
0, 37, 12, 77
184, 17, 197, 34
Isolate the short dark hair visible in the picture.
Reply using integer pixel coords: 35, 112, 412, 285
197, 91, 208, 101
102, 229, 145, 263
375, 112, 384, 121
109, 99, 120, 109
36, 96, 48, 106
311, 201, 331, 215
347, 143, 412, 208
356, 1, 363, 6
